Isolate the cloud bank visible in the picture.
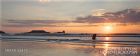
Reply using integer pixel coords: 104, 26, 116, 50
2, 20, 72, 27
75, 9, 140, 23
3, 9, 140, 27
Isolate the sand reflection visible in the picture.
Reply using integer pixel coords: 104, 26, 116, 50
1, 40, 140, 56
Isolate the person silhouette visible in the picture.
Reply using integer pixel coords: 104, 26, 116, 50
92, 34, 96, 40
92, 34, 96, 48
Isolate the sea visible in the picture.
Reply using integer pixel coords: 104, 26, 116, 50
0, 36, 140, 56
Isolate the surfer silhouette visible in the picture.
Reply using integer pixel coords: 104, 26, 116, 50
92, 34, 96, 40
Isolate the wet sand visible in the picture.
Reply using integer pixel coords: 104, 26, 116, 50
1, 40, 140, 56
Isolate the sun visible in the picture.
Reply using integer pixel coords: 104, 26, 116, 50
104, 26, 112, 30
103, 25, 113, 33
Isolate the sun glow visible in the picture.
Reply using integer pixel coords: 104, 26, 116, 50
103, 25, 113, 33
39, 0, 49, 2
104, 25, 112, 31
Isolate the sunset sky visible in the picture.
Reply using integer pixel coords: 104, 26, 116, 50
1, 0, 140, 33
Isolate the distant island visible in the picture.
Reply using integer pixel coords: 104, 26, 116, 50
0, 31, 8, 36
0, 30, 140, 37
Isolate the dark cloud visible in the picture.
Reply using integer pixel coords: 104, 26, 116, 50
2, 20, 72, 27
6, 20, 71, 24
74, 16, 106, 23
75, 9, 140, 23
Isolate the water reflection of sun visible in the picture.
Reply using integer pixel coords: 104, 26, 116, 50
105, 37, 110, 40
104, 44, 109, 47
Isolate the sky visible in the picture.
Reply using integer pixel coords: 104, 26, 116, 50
1, 0, 140, 33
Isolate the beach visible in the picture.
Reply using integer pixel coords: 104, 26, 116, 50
1, 36, 140, 56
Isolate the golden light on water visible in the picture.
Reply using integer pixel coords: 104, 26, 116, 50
103, 43, 109, 56
104, 44, 109, 47
105, 37, 110, 40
